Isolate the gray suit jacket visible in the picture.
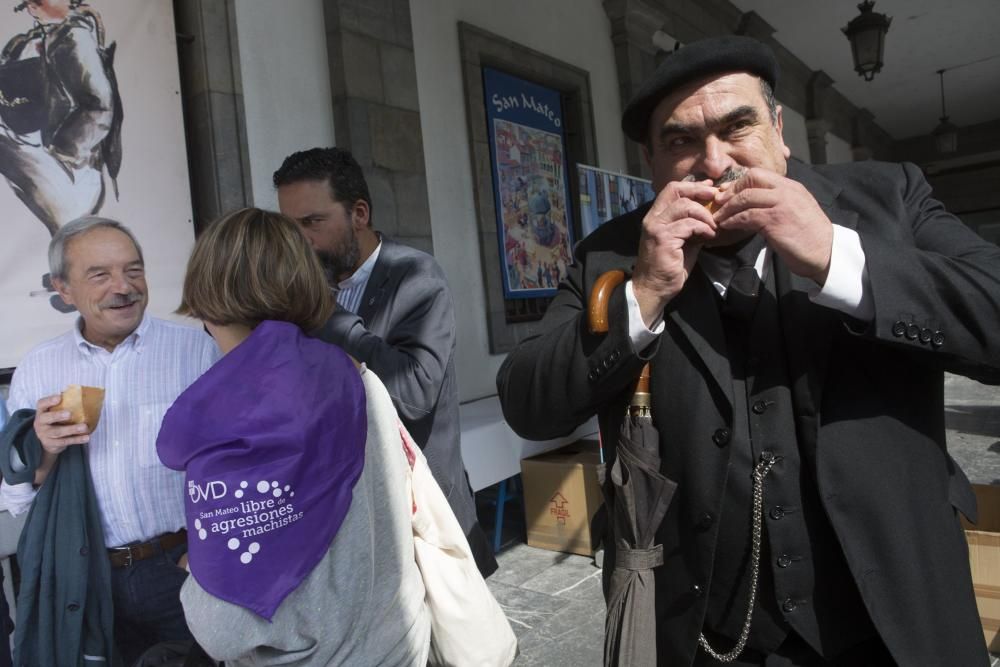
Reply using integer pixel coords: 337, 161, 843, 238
316, 238, 496, 574
498, 160, 1000, 665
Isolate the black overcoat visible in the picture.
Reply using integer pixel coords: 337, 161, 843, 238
498, 159, 1000, 666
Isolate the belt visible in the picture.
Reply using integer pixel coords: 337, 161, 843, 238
108, 529, 187, 568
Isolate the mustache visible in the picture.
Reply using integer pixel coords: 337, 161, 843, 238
101, 292, 143, 309
683, 166, 748, 186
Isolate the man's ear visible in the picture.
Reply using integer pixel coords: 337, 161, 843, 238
53, 277, 76, 307
642, 142, 653, 169
775, 105, 791, 160
350, 200, 371, 230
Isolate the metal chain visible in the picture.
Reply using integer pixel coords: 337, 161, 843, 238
697, 453, 779, 663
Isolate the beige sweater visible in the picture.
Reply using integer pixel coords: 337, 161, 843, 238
179, 369, 430, 666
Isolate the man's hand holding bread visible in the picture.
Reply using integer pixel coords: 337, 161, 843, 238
32, 385, 104, 484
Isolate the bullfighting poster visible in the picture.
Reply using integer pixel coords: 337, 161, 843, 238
0, 0, 194, 371
577, 164, 656, 238
483, 67, 574, 299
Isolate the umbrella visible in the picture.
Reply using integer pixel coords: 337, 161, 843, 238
588, 270, 678, 667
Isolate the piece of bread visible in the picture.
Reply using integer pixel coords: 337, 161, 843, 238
57, 385, 105, 433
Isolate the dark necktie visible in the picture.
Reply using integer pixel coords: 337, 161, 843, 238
721, 237, 764, 322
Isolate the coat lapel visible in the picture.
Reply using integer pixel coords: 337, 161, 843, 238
779, 161, 859, 432
357, 240, 392, 325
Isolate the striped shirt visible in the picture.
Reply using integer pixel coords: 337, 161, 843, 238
336, 241, 382, 314
0, 315, 219, 547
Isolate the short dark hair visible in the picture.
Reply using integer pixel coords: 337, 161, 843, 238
272, 147, 372, 217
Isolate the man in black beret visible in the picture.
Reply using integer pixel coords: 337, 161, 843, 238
498, 35, 1000, 665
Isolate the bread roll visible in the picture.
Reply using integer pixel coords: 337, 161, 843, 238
57, 385, 105, 433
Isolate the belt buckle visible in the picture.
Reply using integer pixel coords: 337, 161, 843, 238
112, 545, 135, 568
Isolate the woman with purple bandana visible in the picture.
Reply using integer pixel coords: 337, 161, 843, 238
156, 208, 431, 666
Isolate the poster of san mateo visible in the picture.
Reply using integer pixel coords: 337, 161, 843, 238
483, 67, 574, 299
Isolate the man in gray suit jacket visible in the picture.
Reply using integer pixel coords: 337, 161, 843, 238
498, 36, 1000, 665
275, 147, 497, 577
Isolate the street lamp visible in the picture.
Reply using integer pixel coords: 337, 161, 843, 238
932, 69, 958, 153
842, 0, 892, 82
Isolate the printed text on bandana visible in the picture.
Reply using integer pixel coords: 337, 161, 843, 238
188, 479, 303, 565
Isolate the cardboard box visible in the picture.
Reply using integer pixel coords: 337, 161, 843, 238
963, 484, 1000, 652
520, 439, 603, 556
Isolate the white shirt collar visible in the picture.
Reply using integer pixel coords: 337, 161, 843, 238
73, 312, 150, 354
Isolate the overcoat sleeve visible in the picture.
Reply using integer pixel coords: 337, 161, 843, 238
856, 162, 1000, 382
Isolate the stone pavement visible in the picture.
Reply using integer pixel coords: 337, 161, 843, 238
480, 374, 1000, 666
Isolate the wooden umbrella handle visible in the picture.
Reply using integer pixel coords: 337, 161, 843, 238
588, 269, 652, 414
588, 270, 626, 334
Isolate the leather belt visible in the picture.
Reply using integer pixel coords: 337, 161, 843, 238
108, 529, 187, 568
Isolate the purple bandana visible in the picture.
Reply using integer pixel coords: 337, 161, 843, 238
156, 320, 366, 620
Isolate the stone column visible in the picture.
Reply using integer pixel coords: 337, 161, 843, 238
174, 0, 252, 233
321, 0, 433, 254
603, 0, 670, 178
851, 109, 876, 161
806, 71, 834, 165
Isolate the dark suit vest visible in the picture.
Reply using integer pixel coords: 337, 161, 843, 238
702, 256, 876, 659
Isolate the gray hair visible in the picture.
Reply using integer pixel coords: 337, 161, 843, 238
760, 78, 778, 126
49, 216, 144, 281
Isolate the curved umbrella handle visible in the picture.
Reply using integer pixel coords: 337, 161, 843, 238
588, 270, 626, 334
588, 270, 652, 413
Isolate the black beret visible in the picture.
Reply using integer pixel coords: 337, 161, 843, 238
621, 35, 779, 143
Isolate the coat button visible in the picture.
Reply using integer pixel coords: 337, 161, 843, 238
891, 321, 906, 337
603, 358, 613, 369
905, 323, 920, 340
752, 400, 768, 414
777, 555, 792, 568
691, 583, 704, 597
696, 513, 714, 530
79, 546, 88, 556
610, 349, 621, 361
932, 331, 945, 348
587, 371, 597, 382
712, 428, 731, 446
781, 598, 797, 613
67, 603, 80, 612
770, 505, 785, 520
919, 328, 932, 344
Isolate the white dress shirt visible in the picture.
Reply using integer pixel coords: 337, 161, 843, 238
0, 315, 219, 547
628, 225, 873, 348
336, 240, 383, 314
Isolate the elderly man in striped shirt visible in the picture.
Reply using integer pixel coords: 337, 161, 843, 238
0, 216, 218, 664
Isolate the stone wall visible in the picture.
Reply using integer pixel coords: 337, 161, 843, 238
322, 0, 434, 253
